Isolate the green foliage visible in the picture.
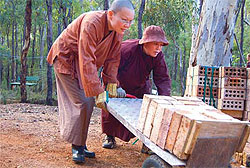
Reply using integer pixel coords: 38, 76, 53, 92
0, 0, 249, 104
171, 80, 182, 96
143, 0, 194, 38
0, 89, 20, 104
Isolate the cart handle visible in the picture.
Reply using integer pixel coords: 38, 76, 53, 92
126, 94, 137, 99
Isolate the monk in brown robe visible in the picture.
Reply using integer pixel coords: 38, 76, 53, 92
102, 25, 171, 151
47, 0, 135, 164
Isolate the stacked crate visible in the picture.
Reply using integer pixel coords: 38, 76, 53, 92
217, 67, 247, 119
137, 94, 249, 162
185, 65, 219, 107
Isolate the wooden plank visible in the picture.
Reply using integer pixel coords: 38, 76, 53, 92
154, 106, 176, 149
165, 112, 183, 152
198, 121, 246, 138
173, 96, 202, 102
246, 99, 250, 112
173, 116, 192, 160
236, 124, 250, 153
137, 94, 160, 132
242, 111, 249, 121
186, 137, 239, 167
220, 109, 243, 119
150, 104, 167, 144
184, 85, 191, 97
184, 121, 202, 155
143, 99, 170, 138
183, 104, 236, 121
246, 86, 250, 100
246, 68, 250, 79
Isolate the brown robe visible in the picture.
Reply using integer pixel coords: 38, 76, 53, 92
102, 39, 171, 142
47, 11, 122, 146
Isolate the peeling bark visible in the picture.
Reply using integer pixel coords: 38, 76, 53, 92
192, 0, 239, 66
20, 0, 32, 102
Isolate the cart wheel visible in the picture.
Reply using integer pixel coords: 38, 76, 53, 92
142, 154, 172, 168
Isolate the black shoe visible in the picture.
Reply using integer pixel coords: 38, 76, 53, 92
84, 145, 95, 158
102, 135, 116, 149
72, 144, 85, 164
141, 144, 154, 155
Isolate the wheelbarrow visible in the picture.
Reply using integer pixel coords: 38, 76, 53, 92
107, 97, 250, 168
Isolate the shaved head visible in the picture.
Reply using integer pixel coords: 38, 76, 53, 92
109, 0, 134, 13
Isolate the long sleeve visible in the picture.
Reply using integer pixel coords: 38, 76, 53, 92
78, 22, 104, 97
102, 35, 122, 85
153, 53, 171, 96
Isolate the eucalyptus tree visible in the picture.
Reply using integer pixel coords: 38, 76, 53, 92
138, 0, 145, 38
240, 0, 246, 66
20, 0, 32, 103
46, 0, 53, 105
191, 0, 240, 67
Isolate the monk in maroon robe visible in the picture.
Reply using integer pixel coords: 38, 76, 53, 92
102, 25, 171, 149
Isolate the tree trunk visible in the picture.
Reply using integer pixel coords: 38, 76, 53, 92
67, 1, 72, 24
61, 0, 68, 29
39, 25, 46, 69
22, 22, 26, 46
6, 27, 10, 48
182, 40, 187, 96
240, 0, 245, 67
15, 23, 19, 81
39, 25, 46, 91
138, 0, 146, 39
174, 47, 178, 80
173, 38, 184, 94
46, 0, 53, 105
191, 0, 239, 67
57, 7, 62, 36
189, 0, 203, 66
20, 0, 32, 103
7, 63, 10, 89
31, 19, 37, 76
104, 0, 109, 10
0, 59, 3, 85
11, 20, 15, 82
6, 27, 10, 89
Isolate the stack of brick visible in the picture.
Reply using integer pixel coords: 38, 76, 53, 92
184, 65, 219, 107
137, 94, 249, 161
217, 67, 247, 119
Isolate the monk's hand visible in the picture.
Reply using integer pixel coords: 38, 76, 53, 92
106, 83, 117, 98
117, 87, 126, 98
95, 91, 109, 112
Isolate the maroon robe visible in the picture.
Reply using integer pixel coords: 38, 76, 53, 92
102, 39, 171, 142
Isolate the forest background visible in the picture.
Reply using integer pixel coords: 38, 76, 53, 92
0, 0, 249, 105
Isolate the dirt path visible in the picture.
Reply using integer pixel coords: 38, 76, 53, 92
0, 103, 147, 168
0, 103, 249, 168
